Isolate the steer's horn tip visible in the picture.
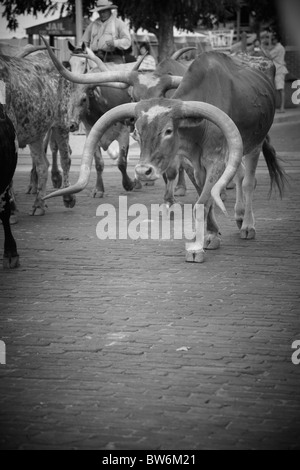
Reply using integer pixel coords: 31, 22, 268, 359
211, 187, 228, 217
43, 189, 70, 201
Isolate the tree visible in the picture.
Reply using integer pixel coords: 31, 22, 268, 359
244, 0, 279, 38
1, 0, 240, 59
115, 0, 239, 59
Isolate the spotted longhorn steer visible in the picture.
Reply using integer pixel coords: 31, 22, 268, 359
0, 52, 74, 216
0, 101, 19, 268
63, 43, 146, 198
43, 51, 286, 263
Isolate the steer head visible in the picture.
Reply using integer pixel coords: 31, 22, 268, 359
68, 83, 94, 132
129, 72, 182, 102
133, 99, 184, 181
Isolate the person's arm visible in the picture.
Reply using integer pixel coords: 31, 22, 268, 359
113, 18, 132, 50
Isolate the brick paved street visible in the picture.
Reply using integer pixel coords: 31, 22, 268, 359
0, 116, 300, 450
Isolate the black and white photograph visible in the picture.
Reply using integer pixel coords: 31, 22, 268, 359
0, 0, 300, 452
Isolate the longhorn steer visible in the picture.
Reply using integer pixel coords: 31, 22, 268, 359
42, 52, 286, 263
0, 52, 74, 216
0, 102, 19, 268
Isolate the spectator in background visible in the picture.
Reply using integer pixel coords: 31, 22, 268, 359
137, 42, 156, 71
262, 33, 289, 113
81, 0, 131, 64
249, 39, 266, 58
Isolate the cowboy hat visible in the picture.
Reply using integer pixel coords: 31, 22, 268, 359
90, 0, 118, 12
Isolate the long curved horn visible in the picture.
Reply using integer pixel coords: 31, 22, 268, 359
43, 103, 137, 200
15, 45, 59, 58
72, 47, 109, 71
40, 35, 134, 86
171, 47, 197, 61
165, 75, 183, 92
179, 101, 243, 215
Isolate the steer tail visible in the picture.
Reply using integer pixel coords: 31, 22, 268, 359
262, 135, 288, 198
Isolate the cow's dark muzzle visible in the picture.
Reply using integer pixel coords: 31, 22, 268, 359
135, 164, 159, 182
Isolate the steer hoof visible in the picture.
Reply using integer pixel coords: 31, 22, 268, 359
204, 235, 221, 250
26, 186, 38, 195
29, 206, 46, 216
236, 219, 243, 230
133, 179, 143, 191
92, 189, 104, 199
123, 179, 135, 192
174, 186, 186, 197
240, 227, 256, 240
63, 195, 76, 209
185, 249, 205, 264
3, 254, 20, 269
52, 172, 63, 189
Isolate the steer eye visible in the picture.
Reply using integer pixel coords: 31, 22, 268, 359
165, 128, 173, 136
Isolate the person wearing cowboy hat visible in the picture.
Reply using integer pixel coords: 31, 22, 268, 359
81, 0, 132, 63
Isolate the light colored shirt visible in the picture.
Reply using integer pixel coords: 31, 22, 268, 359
82, 15, 131, 52
137, 54, 156, 71
269, 43, 288, 74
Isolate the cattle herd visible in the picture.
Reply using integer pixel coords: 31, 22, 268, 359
0, 38, 286, 268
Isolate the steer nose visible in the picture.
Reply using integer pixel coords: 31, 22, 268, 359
69, 122, 79, 133
135, 164, 157, 181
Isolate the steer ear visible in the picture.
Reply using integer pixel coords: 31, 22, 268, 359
68, 41, 75, 52
178, 117, 204, 128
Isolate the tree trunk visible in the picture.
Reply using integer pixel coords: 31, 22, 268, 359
157, 7, 175, 61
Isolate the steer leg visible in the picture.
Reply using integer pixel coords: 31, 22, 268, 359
174, 164, 187, 197
50, 131, 63, 190
116, 131, 136, 192
163, 160, 181, 206
181, 158, 202, 195
27, 164, 38, 195
8, 181, 18, 225
186, 160, 225, 263
0, 188, 19, 269
52, 127, 76, 209
93, 144, 105, 198
28, 140, 49, 216
239, 145, 261, 240
234, 162, 246, 229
